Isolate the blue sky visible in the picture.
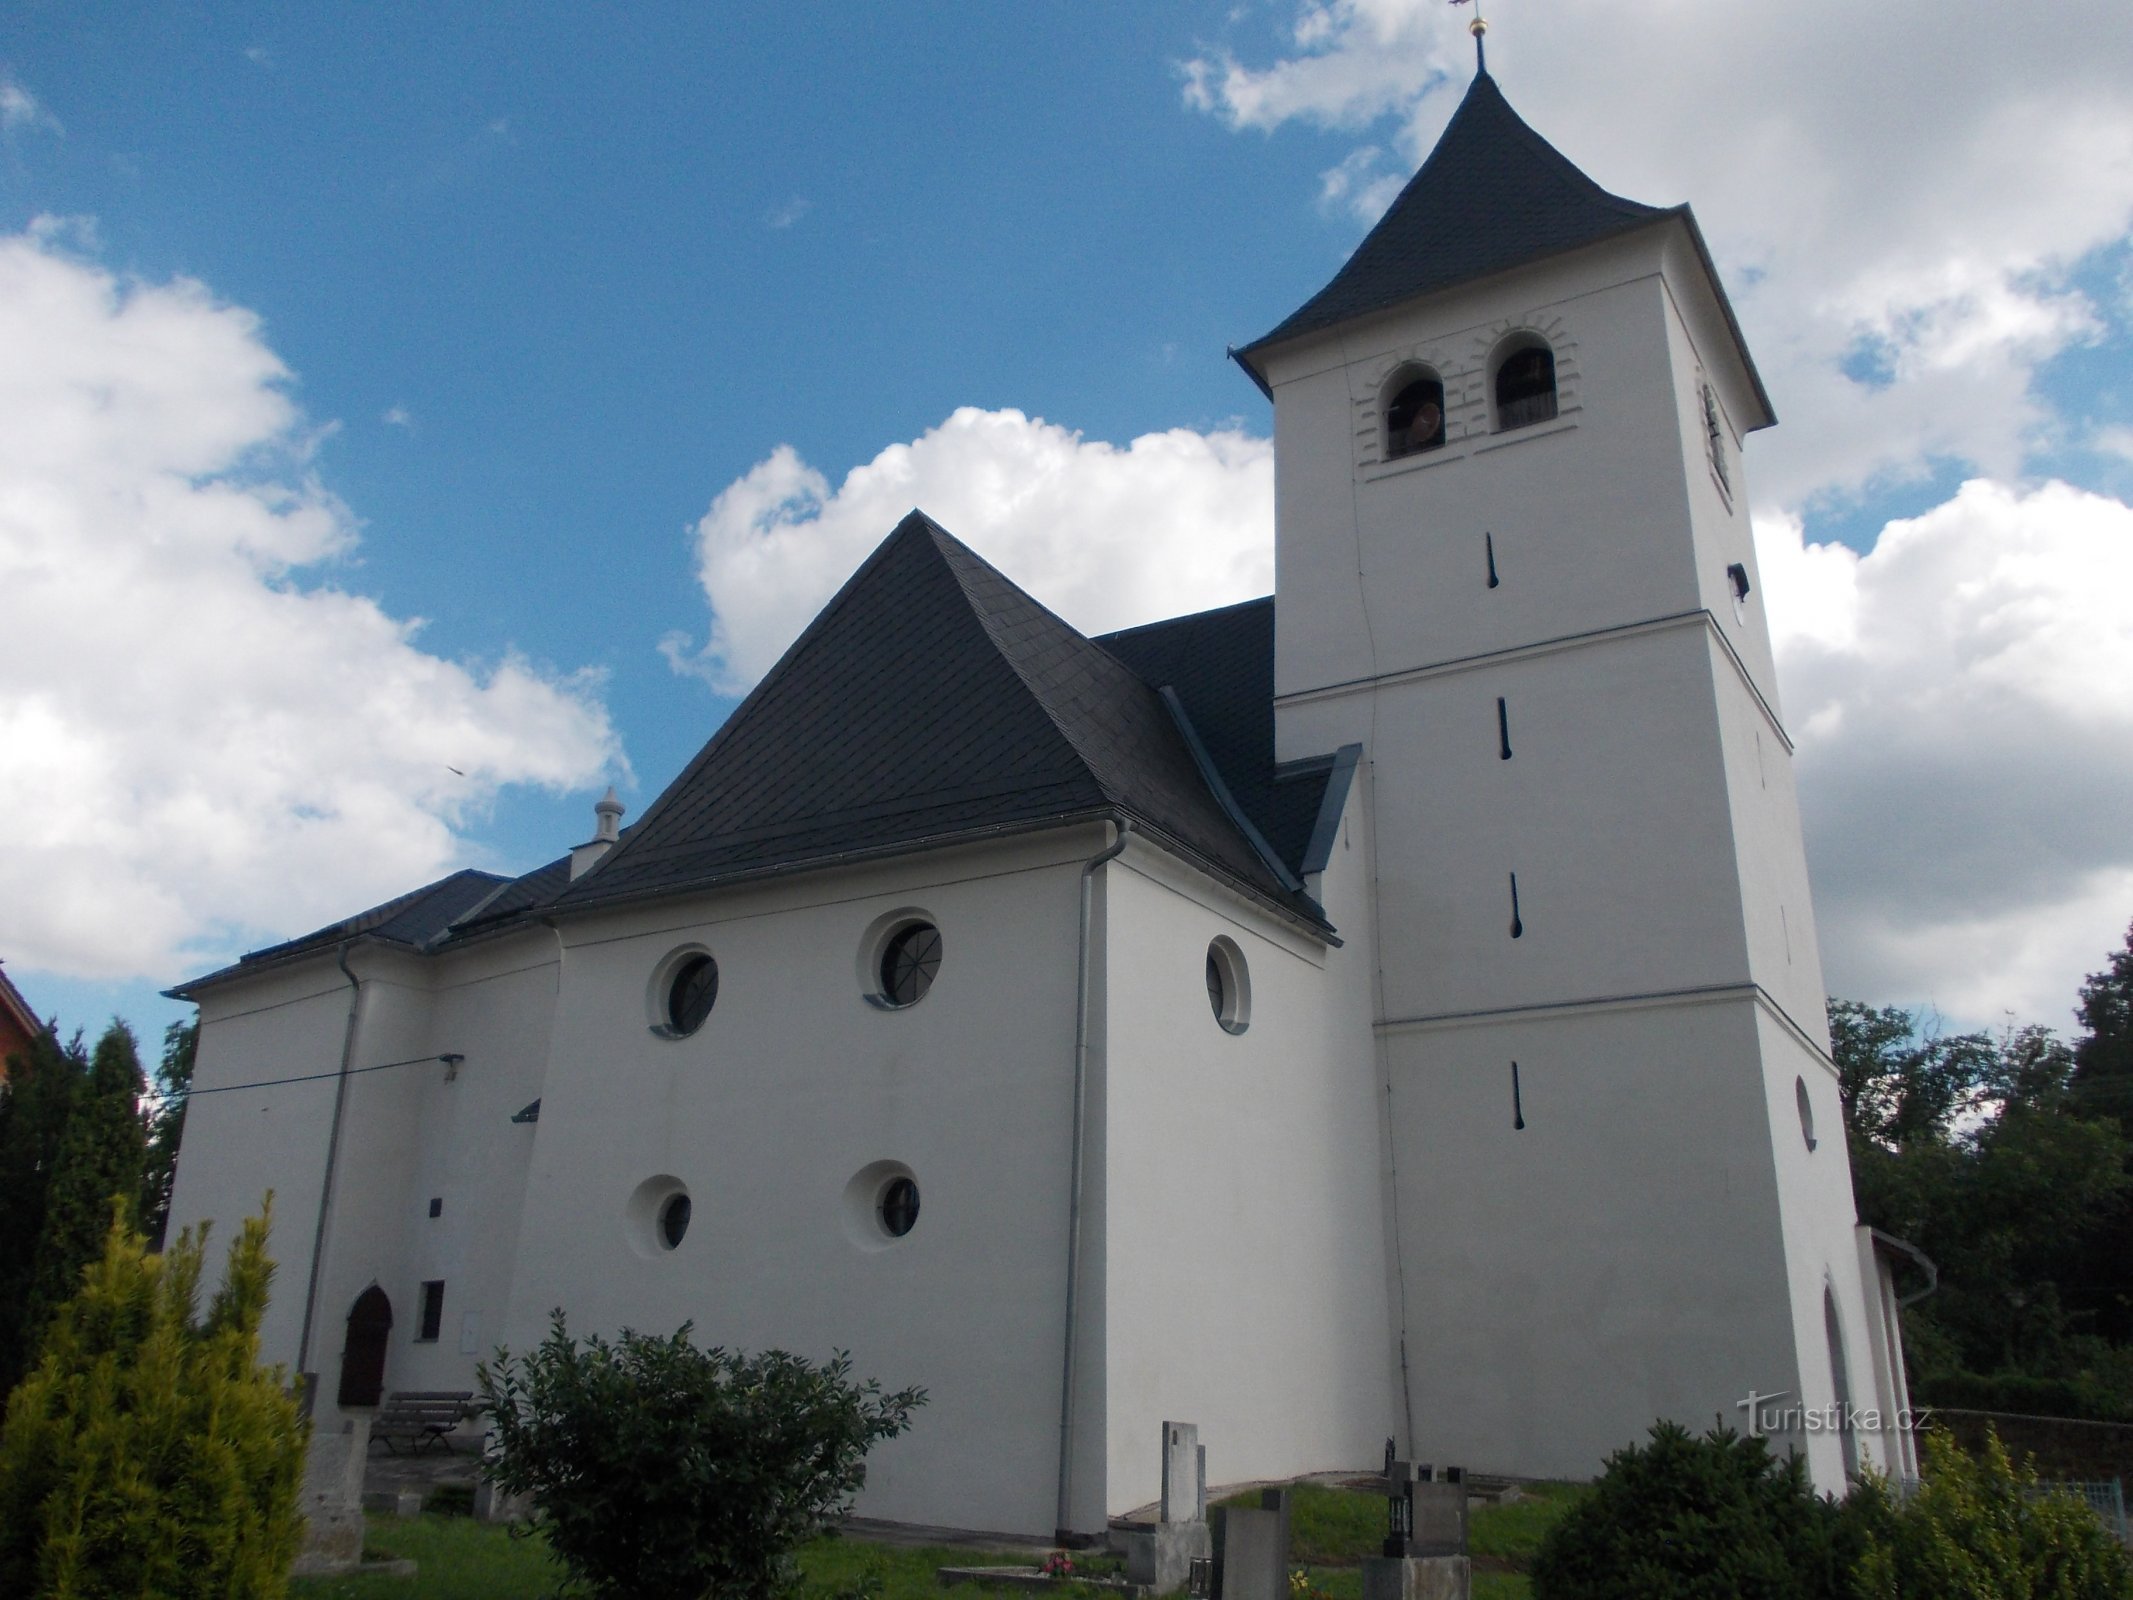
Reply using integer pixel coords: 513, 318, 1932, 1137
5, 2, 2132, 1051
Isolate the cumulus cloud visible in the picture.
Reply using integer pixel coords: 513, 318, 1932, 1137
1760, 481, 2133, 1027
665, 406, 1274, 693
0, 229, 619, 981
1182, 0, 2133, 512
1, 73, 60, 135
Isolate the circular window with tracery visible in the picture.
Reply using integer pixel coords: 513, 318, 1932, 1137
879, 1176, 920, 1238
659, 1193, 692, 1250
879, 922, 942, 1008
665, 953, 719, 1035
1206, 937, 1250, 1035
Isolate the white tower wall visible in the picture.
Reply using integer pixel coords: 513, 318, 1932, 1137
1261, 220, 1900, 1490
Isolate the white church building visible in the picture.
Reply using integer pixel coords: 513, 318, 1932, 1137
167, 65, 1922, 1538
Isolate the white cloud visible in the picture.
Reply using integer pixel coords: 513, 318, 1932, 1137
666, 407, 1274, 693
382, 404, 415, 429
0, 228, 620, 981
768, 196, 813, 230
1, 73, 60, 135
1182, 0, 2133, 512
1760, 480, 2133, 1028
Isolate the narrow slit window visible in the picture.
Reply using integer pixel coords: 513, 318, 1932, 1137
1704, 384, 1732, 493
1508, 872, 1524, 939
1511, 1061, 1526, 1130
1485, 531, 1500, 589
417, 1280, 445, 1343
1385, 373, 1446, 459
1497, 698, 1512, 760
1494, 343, 1558, 431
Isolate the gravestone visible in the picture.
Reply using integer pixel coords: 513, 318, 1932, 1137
1216, 1489, 1289, 1600
1124, 1421, 1214, 1595
289, 1414, 369, 1577
1365, 1444, 1468, 1600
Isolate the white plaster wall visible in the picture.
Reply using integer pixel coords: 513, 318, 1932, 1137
1264, 232, 1716, 709
1098, 821, 1393, 1515
170, 930, 564, 1424
1284, 625, 1755, 1024
1384, 997, 1803, 1482
1754, 1011, 1893, 1487
356, 934, 558, 1402
502, 831, 1101, 1538
167, 962, 363, 1370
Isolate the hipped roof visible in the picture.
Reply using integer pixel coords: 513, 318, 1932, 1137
1234, 70, 1773, 425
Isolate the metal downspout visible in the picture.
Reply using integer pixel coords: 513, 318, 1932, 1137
296, 940, 364, 1385
1056, 819, 1130, 1543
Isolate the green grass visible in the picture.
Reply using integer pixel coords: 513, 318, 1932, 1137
290, 1517, 1043, 1600
291, 1482, 1586, 1600
289, 1514, 564, 1600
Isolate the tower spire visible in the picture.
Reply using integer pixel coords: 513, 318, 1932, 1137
1462, 0, 1489, 76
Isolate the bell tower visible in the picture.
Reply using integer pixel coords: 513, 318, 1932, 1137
1235, 68, 1907, 1489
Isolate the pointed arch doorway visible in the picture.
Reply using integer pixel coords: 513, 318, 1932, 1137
337, 1285, 393, 1407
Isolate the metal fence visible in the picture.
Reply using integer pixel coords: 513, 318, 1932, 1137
1894, 1476, 2129, 1547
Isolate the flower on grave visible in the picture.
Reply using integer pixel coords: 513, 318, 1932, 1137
1042, 1551, 1076, 1579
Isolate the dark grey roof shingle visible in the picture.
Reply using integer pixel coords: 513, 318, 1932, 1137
169, 868, 510, 996
557, 511, 1328, 930
1238, 71, 1664, 371
1234, 71, 1772, 425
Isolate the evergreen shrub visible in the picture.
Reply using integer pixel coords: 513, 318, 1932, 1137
480, 1313, 925, 1600
0, 1204, 307, 1600
1528, 1420, 1851, 1600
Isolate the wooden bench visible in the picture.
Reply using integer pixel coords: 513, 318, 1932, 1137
370, 1390, 475, 1455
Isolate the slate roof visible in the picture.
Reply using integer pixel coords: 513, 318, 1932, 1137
168, 868, 510, 996
555, 511, 1329, 931
1238, 71, 1663, 370
1094, 599, 1341, 875
1232, 70, 1773, 426
174, 516, 1356, 997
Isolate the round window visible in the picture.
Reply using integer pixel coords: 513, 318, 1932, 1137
665, 953, 719, 1035
879, 1176, 920, 1238
624, 1174, 689, 1259
879, 922, 942, 1008
1796, 1076, 1818, 1152
659, 1193, 692, 1250
1206, 937, 1250, 1035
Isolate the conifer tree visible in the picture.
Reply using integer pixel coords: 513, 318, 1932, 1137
0, 1204, 308, 1600
0, 1029, 88, 1395
24, 1022, 147, 1359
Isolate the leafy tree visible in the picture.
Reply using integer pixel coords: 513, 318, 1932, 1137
23, 1022, 146, 1354
0, 1204, 308, 1600
1831, 994, 2133, 1418
1843, 1429, 2132, 1600
2069, 924, 2133, 1345
480, 1314, 925, 1600
1528, 1420, 1853, 1600
141, 1017, 199, 1251
0, 1029, 88, 1395
2073, 921, 2133, 1138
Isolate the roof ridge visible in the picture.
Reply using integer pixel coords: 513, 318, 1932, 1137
920, 523, 1187, 814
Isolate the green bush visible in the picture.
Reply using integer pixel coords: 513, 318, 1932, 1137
0, 1203, 308, 1600
1529, 1421, 1851, 1600
479, 1313, 925, 1600
1844, 1429, 2132, 1599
